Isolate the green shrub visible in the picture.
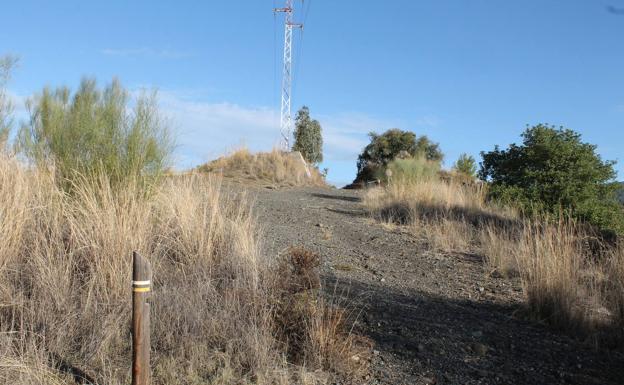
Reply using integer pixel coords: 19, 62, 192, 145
480, 124, 624, 236
18, 78, 172, 191
292, 106, 323, 164
354, 128, 443, 183
381, 157, 440, 184
453, 153, 477, 178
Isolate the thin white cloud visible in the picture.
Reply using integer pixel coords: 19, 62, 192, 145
156, 91, 404, 169
101, 48, 194, 59
157, 90, 280, 168
414, 115, 442, 127
318, 113, 404, 161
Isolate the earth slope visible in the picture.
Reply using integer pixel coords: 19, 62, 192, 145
241, 184, 624, 385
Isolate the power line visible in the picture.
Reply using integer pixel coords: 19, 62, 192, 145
293, 0, 310, 107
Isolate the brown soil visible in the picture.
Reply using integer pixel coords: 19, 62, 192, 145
241, 183, 624, 385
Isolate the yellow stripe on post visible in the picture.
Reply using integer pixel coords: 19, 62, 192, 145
133, 287, 150, 292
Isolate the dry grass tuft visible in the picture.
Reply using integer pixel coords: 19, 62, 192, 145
364, 175, 624, 346
274, 247, 372, 380
0, 153, 358, 384
198, 148, 326, 188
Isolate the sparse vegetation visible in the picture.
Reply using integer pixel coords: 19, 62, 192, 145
364, 171, 624, 346
292, 106, 323, 164
198, 148, 325, 187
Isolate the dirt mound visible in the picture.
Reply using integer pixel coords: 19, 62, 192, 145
198, 148, 326, 188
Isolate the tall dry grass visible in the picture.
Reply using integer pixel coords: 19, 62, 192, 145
198, 148, 325, 187
364, 174, 624, 346
0, 152, 359, 384
364, 174, 515, 254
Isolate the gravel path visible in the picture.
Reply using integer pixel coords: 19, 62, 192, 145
245, 184, 624, 385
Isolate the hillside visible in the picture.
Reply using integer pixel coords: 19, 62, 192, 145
247, 183, 624, 385
618, 182, 624, 204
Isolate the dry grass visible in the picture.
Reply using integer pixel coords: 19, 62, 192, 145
0, 153, 361, 384
198, 148, 326, 188
364, 177, 515, 254
364, 175, 624, 346
274, 248, 371, 380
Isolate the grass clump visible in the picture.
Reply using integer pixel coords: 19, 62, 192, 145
380, 157, 440, 185
198, 148, 325, 187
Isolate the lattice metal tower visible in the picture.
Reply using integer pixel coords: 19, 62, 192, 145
274, 0, 303, 150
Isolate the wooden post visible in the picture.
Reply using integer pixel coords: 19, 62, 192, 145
132, 251, 151, 385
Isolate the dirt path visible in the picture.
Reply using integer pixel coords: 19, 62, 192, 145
246, 184, 623, 385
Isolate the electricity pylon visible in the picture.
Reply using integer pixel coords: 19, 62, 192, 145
274, 0, 303, 150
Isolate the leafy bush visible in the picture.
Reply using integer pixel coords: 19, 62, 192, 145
480, 124, 624, 235
354, 128, 443, 183
292, 106, 323, 164
453, 153, 477, 178
18, 78, 172, 190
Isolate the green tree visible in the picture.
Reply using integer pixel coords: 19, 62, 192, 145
479, 124, 624, 235
292, 106, 323, 164
453, 153, 477, 177
18, 78, 172, 190
354, 128, 442, 183
0, 55, 18, 147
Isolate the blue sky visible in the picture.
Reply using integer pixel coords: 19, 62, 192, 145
2, 0, 623, 186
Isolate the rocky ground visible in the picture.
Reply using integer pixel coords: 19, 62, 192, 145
242, 184, 624, 385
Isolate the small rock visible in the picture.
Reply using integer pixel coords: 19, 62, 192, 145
380, 278, 386, 283
490, 269, 503, 278
479, 286, 485, 293
472, 330, 483, 338
373, 349, 380, 356
472, 342, 488, 356
350, 355, 360, 362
